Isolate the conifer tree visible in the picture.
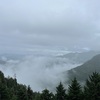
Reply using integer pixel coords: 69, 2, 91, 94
67, 78, 82, 100
84, 72, 100, 100
0, 83, 10, 100
17, 84, 28, 100
40, 89, 54, 100
56, 82, 66, 100
27, 85, 34, 100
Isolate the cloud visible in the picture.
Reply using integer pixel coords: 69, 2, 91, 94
0, 0, 100, 53
0, 55, 81, 92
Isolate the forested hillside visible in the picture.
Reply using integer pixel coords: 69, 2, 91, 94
66, 54, 100, 83
0, 70, 100, 100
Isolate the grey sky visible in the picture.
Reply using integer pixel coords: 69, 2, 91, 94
0, 0, 100, 54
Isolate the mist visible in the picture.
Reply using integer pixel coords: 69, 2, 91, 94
0, 54, 81, 92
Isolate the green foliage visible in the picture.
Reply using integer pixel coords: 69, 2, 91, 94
84, 72, 100, 100
27, 85, 34, 100
17, 84, 28, 100
40, 89, 54, 100
0, 84, 9, 100
0, 69, 100, 100
0, 71, 5, 84
67, 78, 83, 100
33, 92, 41, 100
56, 82, 66, 100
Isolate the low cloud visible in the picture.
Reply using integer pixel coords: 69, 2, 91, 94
0, 55, 81, 91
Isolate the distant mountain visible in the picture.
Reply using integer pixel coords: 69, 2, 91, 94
59, 51, 100, 63
65, 54, 100, 83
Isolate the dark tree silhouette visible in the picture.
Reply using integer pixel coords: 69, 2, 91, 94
67, 78, 83, 100
56, 82, 66, 100
84, 72, 100, 100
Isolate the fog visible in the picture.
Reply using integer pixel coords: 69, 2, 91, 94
0, 54, 81, 92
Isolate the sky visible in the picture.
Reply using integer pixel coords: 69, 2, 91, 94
0, 0, 100, 54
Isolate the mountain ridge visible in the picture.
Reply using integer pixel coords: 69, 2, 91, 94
59, 51, 100, 63
65, 54, 100, 83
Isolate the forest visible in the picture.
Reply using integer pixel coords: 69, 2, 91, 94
0, 70, 100, 100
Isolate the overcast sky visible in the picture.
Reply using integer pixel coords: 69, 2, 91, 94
0, 0, 100, 54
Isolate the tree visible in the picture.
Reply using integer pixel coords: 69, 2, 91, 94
33, 92, 41, 100
17, 84, 28, 100
56, 82, 66, 100
0, 84, 9, 100
27, 85, 34, 100
84, 72, 100, 100
40, 89, 54, 100
0, 71, 9, 100
67, 78, 82, 100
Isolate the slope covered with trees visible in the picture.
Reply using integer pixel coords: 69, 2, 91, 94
66, 54, 100, 83
0, 70, 100, 100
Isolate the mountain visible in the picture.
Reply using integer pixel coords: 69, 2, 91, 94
65, 54, 100, 83
59, 51, 100, 64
